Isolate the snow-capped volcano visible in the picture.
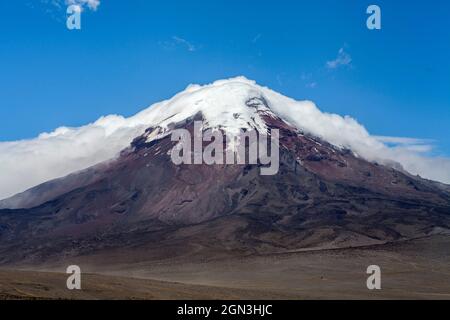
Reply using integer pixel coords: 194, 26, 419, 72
1, 76, 450, 265
0, 77, 449, 202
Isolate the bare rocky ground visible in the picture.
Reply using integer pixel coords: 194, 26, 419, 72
1, 235, 449, 300
0, 270, 291, 300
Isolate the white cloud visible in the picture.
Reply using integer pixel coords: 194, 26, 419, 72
0, 76, 449, 201
327, 47, 352, 69
0, 115, 149, 200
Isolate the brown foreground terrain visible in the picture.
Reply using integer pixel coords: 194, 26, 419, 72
0, 270, 291, 300
1, 235, 449, 300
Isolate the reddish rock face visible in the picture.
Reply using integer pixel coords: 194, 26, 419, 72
0, 105, 449, 266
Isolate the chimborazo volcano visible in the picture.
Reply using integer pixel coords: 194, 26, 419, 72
0, 77, 449, 268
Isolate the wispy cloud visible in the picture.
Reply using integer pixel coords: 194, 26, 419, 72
276, 74, 283, 86
171, 36, 197, 52
326, 47, 352, 69
252, 33, 262, 43
374, 136, 434, 146
159, 36, 198, 52
66, 0, 100, 11
37, 0, 100, 19
40, 0, 63, 9
300, 73, 317, 89
301, 72, 312, 81
374, 136, 435, 153
40, 0, 101, 12
306, 82, 317, 89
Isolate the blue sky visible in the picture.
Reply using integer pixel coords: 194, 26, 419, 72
1, 0, 449, 155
